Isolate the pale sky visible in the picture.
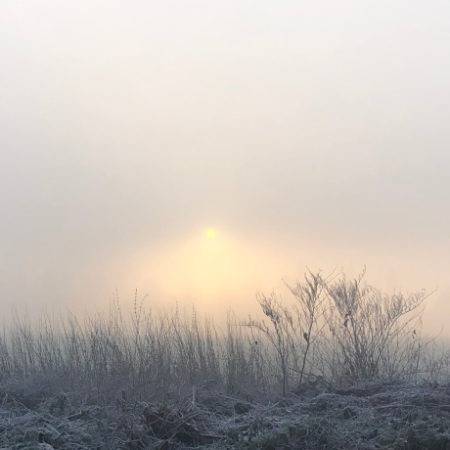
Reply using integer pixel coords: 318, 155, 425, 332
1, 1, 449, 333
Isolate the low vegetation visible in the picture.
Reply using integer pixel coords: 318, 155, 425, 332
0, 270, 449, 449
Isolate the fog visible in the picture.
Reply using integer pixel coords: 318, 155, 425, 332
1, 1, 449, 334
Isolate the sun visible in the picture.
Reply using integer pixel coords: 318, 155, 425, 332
205, 227, 217, 240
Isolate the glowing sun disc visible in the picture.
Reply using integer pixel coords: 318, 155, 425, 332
205, 228, 217, 239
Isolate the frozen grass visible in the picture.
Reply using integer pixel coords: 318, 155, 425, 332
1, 271, 450, 448
0, 296, 274, 402
0, 270, 447, 402
2, 375, 450, 449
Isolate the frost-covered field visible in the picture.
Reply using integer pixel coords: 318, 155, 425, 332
1, 379, 450, 449
1, 272, 449, 448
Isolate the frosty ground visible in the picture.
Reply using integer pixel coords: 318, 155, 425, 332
1, 378, 450, 449
1, 272, 449, 448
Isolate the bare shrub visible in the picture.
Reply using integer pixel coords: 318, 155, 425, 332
284, 270, 327, 388
323, 270, 428, 383
247, 292, 293, 395
244, 271, 327, 395
248, 269, 430, 394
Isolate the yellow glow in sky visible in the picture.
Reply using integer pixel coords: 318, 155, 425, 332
131, 228, 293, 316
205, 228, 217, 240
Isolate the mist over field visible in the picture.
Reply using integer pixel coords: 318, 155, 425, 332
1, 0, 450, 338
2, 5, 450, 447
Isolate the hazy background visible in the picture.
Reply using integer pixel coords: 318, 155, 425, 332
1, 1, 449, 334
